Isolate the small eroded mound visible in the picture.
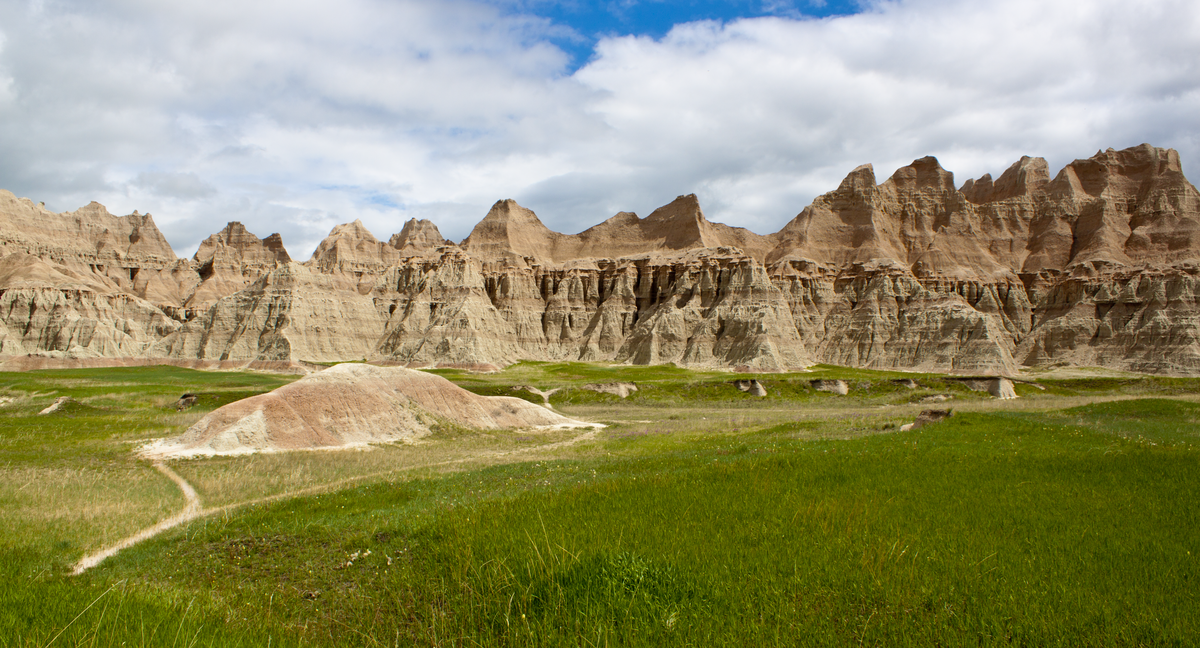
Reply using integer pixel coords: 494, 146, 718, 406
142, 364, 594, 458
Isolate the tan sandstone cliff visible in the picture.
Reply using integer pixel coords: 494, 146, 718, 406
3, 143, 1198, 374
187, 222, 292, 315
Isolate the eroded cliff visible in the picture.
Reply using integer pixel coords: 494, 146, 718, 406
3, 144, 1198, 374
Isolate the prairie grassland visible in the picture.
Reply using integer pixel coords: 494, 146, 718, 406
175, 426, 591, 510
0, 368, 298, 558
1, 363, 1198, 646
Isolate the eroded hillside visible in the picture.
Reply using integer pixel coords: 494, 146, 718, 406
3, 144, 1198, 374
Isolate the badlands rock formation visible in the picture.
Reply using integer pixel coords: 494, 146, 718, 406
142, 363, 590, 457
188, 222, 291, 315
0, 252, 180, 357
2, 144, 1199, 374
389, 218, 452, 255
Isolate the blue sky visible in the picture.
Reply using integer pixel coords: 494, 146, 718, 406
0, 0, 1197, 258
494, 0, 864, 69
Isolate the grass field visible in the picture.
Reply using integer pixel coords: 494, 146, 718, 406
1, 363, 1198, 646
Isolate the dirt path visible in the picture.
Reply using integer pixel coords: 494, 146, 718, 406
73, 463, 202, 574
72, 428, 597, 575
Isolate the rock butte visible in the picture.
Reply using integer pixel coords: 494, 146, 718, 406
2, 143, 1199, 375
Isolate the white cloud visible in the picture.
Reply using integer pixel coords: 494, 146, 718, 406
0, 0, 1197, 259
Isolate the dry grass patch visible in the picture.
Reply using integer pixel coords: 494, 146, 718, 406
0, 464, 182, 555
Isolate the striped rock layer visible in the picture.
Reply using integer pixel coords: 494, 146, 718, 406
2, 143, 1198, 374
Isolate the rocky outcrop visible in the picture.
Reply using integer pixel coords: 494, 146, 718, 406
461, 194, 772, 264
370, 249, 526, 369
811, 379, 849, 395
733, 379, 767, 396
306, 220, 401, 294
151, 263, 384, 363
900, 408, 953, 431
764, 144, 1200, 374
0, 189, 198, 309
188, 222, 291, 314
3, 144, 1199, 375
389, 218, 452, 255
369, 246, 810, 371
0, 191, 177, 271
38, 396, 74, 415
952, 377, 1018, 399
1015, 263, 1200, 373
0, 253, 180, 357
610, 249, 810, 369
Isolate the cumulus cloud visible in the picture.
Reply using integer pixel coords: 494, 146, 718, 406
0, 0, 1196, 258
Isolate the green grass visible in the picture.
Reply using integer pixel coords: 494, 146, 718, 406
0, 367, 296, 465
448, 361, 1015, 408
64, 406, 1195, 646
1045, 398, 1200, 446
2, 364, 1199, 646
0, 367, 299, 580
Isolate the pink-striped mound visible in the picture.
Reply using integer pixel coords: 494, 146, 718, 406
142, 363, 592, 458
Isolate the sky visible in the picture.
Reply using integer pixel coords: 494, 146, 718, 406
0, 0, 1197, 260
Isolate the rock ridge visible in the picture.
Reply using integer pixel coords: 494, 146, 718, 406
3, 143, 1199, 374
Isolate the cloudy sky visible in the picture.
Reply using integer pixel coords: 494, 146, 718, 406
1, 0, 1197, 259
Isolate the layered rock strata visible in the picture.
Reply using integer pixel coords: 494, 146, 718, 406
461, 194, 772, 264
0, 190, 196, 309
390, 218, 452, 255
187, 222, 291, 315
0, 253, 180, 358
3, 143, 1199, 374
151, 263, 384, 363
367, 246, 810, 370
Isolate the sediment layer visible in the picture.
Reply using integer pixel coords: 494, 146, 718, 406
3, 144, 1198, 374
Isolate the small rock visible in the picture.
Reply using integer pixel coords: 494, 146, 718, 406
954, 377, 1018, 399
733, 379, 768, 397
911, 409, 953, 429
38, 396, 73, 415
921, 394, 953, 403
990, 378, 1018, 400
892, 379, 919, 389
811, 379, 849, 396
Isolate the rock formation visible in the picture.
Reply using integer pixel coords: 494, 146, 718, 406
3, 144, 1199, 375
767, 144, 1200, 374
390, 218, 452, 255
900, 408, 953, 431
308, 219, 400, 287
0, 253, 180, 357
0, 189, 197, 309
811, 379, 849, 395
188, 222, 291, 314
141, 363, 592, 457
733, 379, 768, 396
461, 194, 772, 264
152, 262, 384, 364
953, 377, 1018, 399
38, 396, 74, 415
